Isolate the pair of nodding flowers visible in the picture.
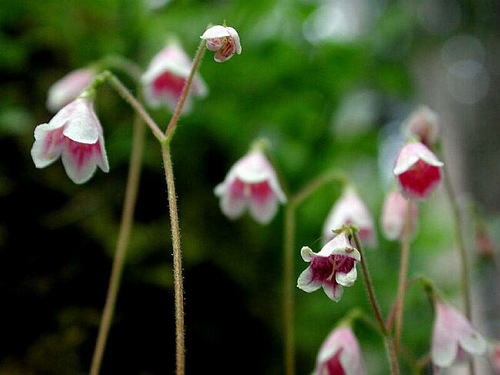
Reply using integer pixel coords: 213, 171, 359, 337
31, 25, 241, 184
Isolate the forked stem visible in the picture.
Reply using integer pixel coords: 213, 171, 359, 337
165, 40, 206, 141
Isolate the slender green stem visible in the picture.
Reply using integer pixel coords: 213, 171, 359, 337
165, 40, 206, 141
161, 144, 185, 375
90, 112, 145, 375
97, 55, 143, 83
103, 71, 166, 142
442, 164, 475, 375
280, 170, 345, 375
291, 170, 347, 207
283, 204, 296, 375
351, 230, 400, 375
394, 198, 413, 354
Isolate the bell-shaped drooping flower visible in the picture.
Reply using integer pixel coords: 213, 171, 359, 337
214, 149, 286, 224
393, 141, 444, 200
403, 106, 439, 148
142, 40, 208, 112
297, 232, 360, 302
200, 25, 242, 62
323, 187, 376, 247
312, 326, 366, 375
431, 301, 487, 370
381, 190, 418, 241
46, 68, 96, 112
31, 94, 109, 184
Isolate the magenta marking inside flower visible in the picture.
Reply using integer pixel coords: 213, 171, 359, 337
323, 348, 345, 375
310, 255, 355, 285
152, 71, 186, 98
43, 127, 65, 158
398, 159, 441, 198
67, 139, 101, 171
250, 181, 273, 204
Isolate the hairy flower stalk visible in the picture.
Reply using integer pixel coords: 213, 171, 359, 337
88, 36, 211, 375
351, 229, 400, 375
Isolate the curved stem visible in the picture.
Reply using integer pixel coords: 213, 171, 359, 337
97, 55, 143, 83
161, 144, 185, 375
165, 40, 206, 141
351, 230, 400, 375
291, 170, 347, 207
394, 198, 413, 353
103, 71, 166, 142
90, 113, 145, 375
283, 204, 296, 375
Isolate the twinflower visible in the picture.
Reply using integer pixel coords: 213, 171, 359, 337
393, 141, 443, 200
214, 149, 286, 224
312, 326, 366, 375
46, 68, 96, 112
31, 95, 109, 184
201, 25, 242, 62
431, 301, 487, 371
323, 188, 376, 247
142, 40, 207, 112
297, 232, 360, 302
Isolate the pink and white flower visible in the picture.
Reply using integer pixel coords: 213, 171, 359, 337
297, 232, 360, 302
393, 141, 443, 200
323, 188, 376, 247
380, 190, 418, 241
214, 150, 286, 224
46, 68, 96, 112
403, 106, 439, 147
201, 25, 242, 62
312, 326, 366, 375
431, 301, 487, 371
142, 41, 208, 112
31, 96, 109, 184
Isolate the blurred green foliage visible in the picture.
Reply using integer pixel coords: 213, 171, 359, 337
0, 0, 488, 374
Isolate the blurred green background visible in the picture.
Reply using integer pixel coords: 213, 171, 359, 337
1, 0, 499, 374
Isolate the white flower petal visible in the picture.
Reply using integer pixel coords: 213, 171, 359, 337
297, 266, 322, 293
200, 25, 231, 40
300, 246, 315, 262
226, 27, 242, 54
322, 282, 343, 302
336, 266, 358, 287
249, 194, 278, 224
31, 125, 64, 168
61, 143, 100, 184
